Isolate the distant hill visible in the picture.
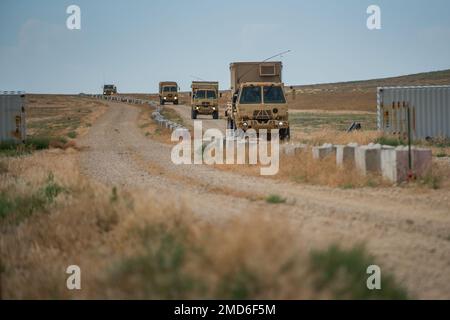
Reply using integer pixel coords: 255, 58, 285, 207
287, 69, 450, 112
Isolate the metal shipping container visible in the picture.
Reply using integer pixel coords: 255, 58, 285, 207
377, 85, 450, 139
0, 91, 26, 143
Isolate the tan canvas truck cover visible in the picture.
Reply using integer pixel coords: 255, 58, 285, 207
191, 81, 219, 91
230, 62, 282, 93
190, 81, 220, 119
159, 81, 178, 93
159, 81, 179, 104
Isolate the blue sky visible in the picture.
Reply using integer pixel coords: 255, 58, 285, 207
1, 0, 450, 93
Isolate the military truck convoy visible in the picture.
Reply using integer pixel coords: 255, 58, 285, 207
113, 61, 290, 138
225, 61, 290, 140
190, 81, 220, 119
103, 84, 117, 96
159, 81, 179, 105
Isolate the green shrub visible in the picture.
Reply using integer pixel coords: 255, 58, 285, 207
108, 225, 199, 299
217, 269, 262, 299
43, 173, 65, 202
0, 172, 65, 224
67, 131, 78, 139
0, 192, 47, 224
266, 194, 286, 204
309, 245, 408, 299
0, 137, 68, 157
374, 136, 405, 147
26, 137, 52, 150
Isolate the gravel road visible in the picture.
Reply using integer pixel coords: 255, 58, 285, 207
79, 101, 450, 299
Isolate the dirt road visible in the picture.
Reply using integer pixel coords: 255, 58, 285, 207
79, 101, 450, 299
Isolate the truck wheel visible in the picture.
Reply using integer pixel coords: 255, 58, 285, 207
227, 119, 235, 129
160, 100, 165, 105
213, 111, 219, 119
174, 100, 179, 105
280, 128, 291, 141
191, 109, 197, 119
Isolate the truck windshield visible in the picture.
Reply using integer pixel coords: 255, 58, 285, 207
163, 86, 177, 92
239, 86, 262, 104
206, 90, 216, 99
263, 86, 286, 104
194, 90, 206, 99
104, 85, 114, 90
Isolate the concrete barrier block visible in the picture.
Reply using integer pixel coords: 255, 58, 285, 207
312, 143, 335, 160
355, 145, 382, 175
336, 143, 358, 166
381, 147, 410, 183
151, 112, 159, 119
413, 148, 432, 178
381, 147, 432, 183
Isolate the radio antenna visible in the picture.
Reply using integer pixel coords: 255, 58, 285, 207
190, 75, 206, 81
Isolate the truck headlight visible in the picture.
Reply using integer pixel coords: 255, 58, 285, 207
278, 121, 284, 126
174, 96, 178, 100
212, 107, 216, 110
163, 97, 167, 100
243, 122, 248, 127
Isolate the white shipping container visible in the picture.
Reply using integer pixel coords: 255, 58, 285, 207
377, 85, 450, 139
0, 91, 27, 143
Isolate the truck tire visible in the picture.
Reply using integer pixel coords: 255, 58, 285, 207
160, 100, 165, 105
213, 111, 219, 119
191, 109, 197, 119
227, 118, 235, 130
174, 100, 179, 105
280, 128, 291, 141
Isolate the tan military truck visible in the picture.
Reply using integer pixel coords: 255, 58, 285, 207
225, 62, 290, 140
159, 81, 179, 105
103, 84, 117, 96
190, 81, 220, 119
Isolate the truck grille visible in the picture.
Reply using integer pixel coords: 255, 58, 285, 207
202, 102, 210, 106
253, 110, 273, 123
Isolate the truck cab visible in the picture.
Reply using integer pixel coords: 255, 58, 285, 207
103, 84, 117, 96
190, 81, 220, 119
226, 62, 290, 140
159, 82, 179, 105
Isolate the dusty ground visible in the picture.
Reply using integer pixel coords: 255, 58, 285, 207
77, 100, 450, 299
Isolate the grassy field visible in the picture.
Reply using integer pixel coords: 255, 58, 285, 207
290, 110, 377, 134
286, 69, 450, 111
0, 95, 107, 157
0, 151, 407, 299
26, 95, 106, 139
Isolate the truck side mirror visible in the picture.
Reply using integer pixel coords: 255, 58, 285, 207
220, 93, 222, 98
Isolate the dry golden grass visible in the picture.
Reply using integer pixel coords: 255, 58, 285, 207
297, 128, 381, 146
26, 95, 107, 139
279, 152, 387, 188
0, 151, 407, 299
